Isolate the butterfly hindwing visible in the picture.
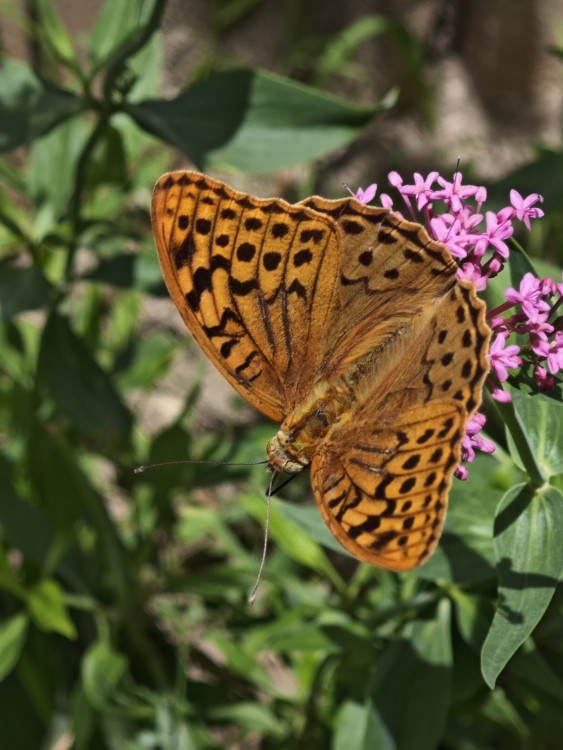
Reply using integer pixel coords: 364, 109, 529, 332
311, 402, 465, 570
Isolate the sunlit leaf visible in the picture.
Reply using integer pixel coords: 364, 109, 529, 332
481, 484, 563, 687
129, 69, 388, 173
0, 613, 28, 681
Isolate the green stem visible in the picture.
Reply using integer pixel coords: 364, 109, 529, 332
62, 115, 112, 287
492, 395, 546, 487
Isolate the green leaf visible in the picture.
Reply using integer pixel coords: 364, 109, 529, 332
207, 630, 281, 695
247, 609, 355, 654
87, 125, 128, 188
0, 613, 29, 681
27, 422, 99, 533
37, 312, 132, 448
83, 251, 166, 294
34, 0, 77, 68
26, 579, 76, 638
0, 265, 51, 319
481, 484, 563, 688
114, 333, 177, 391
207, 702, 284, 735
507, 244, 540, 290
89, 0, 160, 69
82, 640, 128, 710
274, 497, 349, 557
452, 591, 495, 652
370, 599, 452, 750
508, 638, 563, 704
0, 59, 81, 152
507, 389, 563, 478
28, 117, 88, 236
334, 700, 386, 750
240, 494, 345, 589
0, 482, 52, 566
129, 69, 387, 173
212, 0, 263, 32
315, 14, 425, 102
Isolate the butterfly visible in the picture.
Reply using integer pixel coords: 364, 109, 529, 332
151, 171, 491, 571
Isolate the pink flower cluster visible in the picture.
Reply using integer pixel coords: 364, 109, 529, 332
490, 274, 563, 393
349, 171, 560, 478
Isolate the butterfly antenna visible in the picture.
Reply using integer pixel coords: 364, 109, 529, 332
248, 469, 277, 605
134, 459, 268, 473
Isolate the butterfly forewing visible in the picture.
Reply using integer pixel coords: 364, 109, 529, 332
152, 171, 341, 421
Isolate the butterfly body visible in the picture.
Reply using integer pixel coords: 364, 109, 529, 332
152, 171, 491, 571
267, 376, 356, 472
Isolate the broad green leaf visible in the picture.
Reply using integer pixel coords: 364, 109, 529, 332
89, 0, 161, 69
82, 640, 128, 709
507, 389, 563, 477
0, 613, 28, 681
28, 117, 88, 237
129, 69, 389, 173
26, 579, 76, 638
0, 59, 81, 152
370, 599, 452, 750
37, 312, 132, 448
0, 265, 51, 319
334, 700, 388, 750
125, 32, 162, 105
481, 484, 563, 687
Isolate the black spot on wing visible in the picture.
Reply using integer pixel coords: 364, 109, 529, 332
237, 242, 256, 262
287, 278, 307, 300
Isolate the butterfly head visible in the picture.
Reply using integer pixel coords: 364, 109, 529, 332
267, 431, 310, 475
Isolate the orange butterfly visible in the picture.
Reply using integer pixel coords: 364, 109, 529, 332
152, 171, 490, 571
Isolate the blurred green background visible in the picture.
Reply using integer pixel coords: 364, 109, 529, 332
1, 1, 563, 749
